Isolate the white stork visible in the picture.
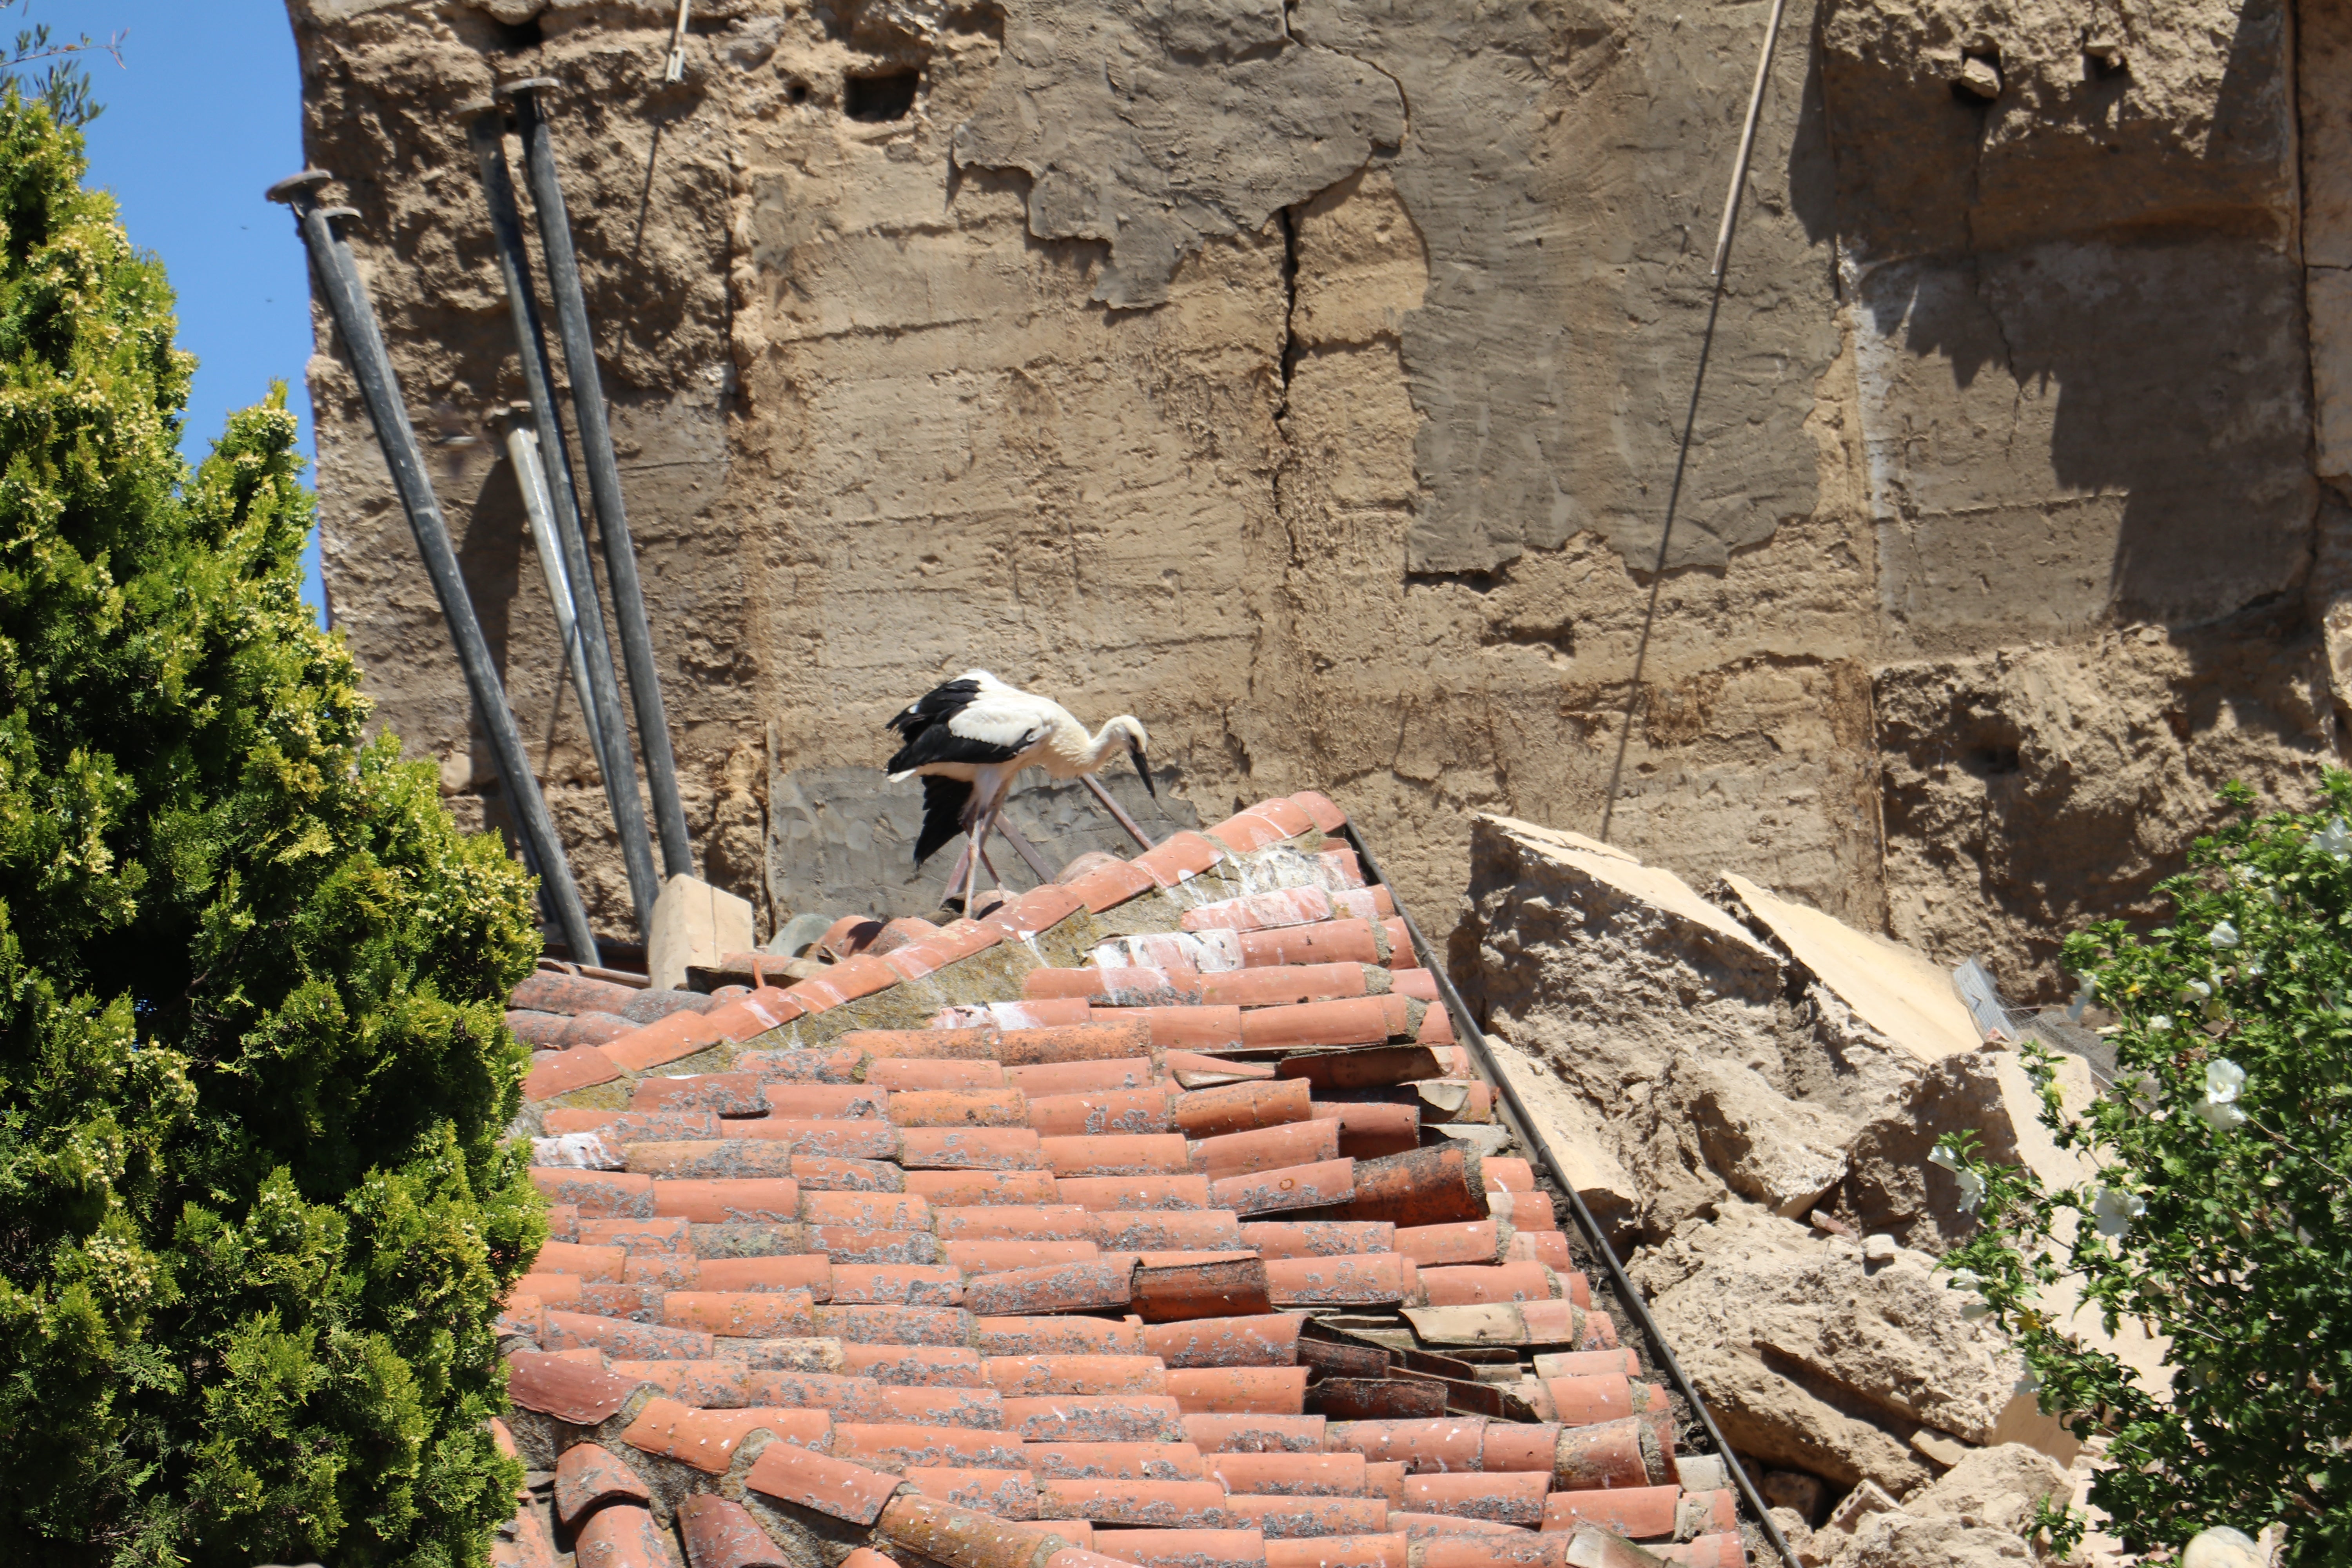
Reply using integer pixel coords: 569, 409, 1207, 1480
886, 670, 1155, 912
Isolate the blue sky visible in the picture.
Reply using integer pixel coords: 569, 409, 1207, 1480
65, 0, 324, 619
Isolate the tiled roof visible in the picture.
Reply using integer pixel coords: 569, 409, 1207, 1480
494, 793, 1751, 1568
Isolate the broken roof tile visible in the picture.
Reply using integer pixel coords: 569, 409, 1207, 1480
573, 1503, 671, 1568
746, 1439, 905, 1524
676, 1494, 793, 1568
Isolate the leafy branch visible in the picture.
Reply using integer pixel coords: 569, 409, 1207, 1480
4, 1, 124, 128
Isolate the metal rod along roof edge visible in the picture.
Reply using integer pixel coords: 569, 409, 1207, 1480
1340, 819, 1803, 1568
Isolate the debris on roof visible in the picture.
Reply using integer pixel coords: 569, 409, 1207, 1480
495, 793, 1756, 1568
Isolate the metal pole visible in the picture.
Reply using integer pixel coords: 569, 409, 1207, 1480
1341, 822, 1803, 1568
663, 0, 692, 82
500, 78, 697, 882
270, 170, 603, 969
497, 407, 610, 769
1082, 773, 1157, 849
463, 108, 661, 938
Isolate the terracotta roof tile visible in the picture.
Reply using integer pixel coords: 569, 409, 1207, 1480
1234, 1221, 1394, 1259
663, 1290, 817, 1339
530, 1169, 655, 1218
900, 1127, 1049, 1170
985, 1354, 1169, 1397
625, 1140, 799, 1180
817, 1304, 976, 1345
1549, 1417, 1671, 1490
840, 1342, 991, 1387
1020, 1441, 1206, 1481
1098, 1006, 1245, 1052
539, 1309, 715, 1360
1165, 1366, 1309, 1415
1036, 1477, 1234, 1527
1000, 1395, 1185, 1443
1198, 964, 1377, 1009
869, 1057, 1011, 1091
1180, 1414, 1327, 1454
617, 1254, 698, 1291
526, 1045, 626, 1102
1204, 812, 1295, 855
535, 1240, 628, 1280
985, 884, 1089, 937
621, 1400, 830, 1472
1024, 966, 1199, 1005
603, 1011, 730, 1073
1130, 1254, 1273, 1321
808, 1226, 944, 1265
805, 1191, 933, 1230
1398, 1472, 1548, 1527
973, 1316, 1150, 1357
1421, 1263, 1554, 1307
1058, 1174, 1213, 1212
745, 1437, 905, 1524
1063, 857, 1160, 913
1043, 1134, 1192, 1177
632, 1073, 770, 1114
1096, 931, 1244, 973
1325, 1419, 1488, 1474
1131, 831, 1227, 887
934, 1002, 1094, 1031
831, 1263, 966, 1306
757, 1083, 890, 1120
1192, 1121, 1341, 1180
1207, 1452, 1365, 1496
1496, 1192, 1557, 1233
1166, 1051, 1276, 1086
651, 1178, 803, 1225
904, 1465, 1044, 1519
1180, 887, 1332, 933
1091, 1210, 1245, 1251
833, 1422, 1028, 1474
1537, 1484, 1676, 1539
1232, 920, 1384, 969
935, 1205, 1100, 1242
1085, 1528, 1269, 1568
1335, 1147, 1486, 1229
1140, 1315, 1300, 1370
573, 1503, 671, 1568
792, 1154, 908, 1192
1223, 1496, 1392, 1538
943, 1238, 1102, 1274
1171, 1080, 1313, 1139
880, 1385, 1009, 1429
1027, 1087, 1179, 1140
505, 1349, 639, 1423
908, 1170, 1063, 1208
1310, 1103, 1421, 1161
893, 1089, 1033, 1128
874, 1493, 1066, 1568
730, 1047, 869, 1084
1006, 1057, 1166, 1095
1260, 1532, 1409, 1568
676, 1493, 793, 1568
965, 1258, 1137, 1316
1211, 1159, 1356, 1219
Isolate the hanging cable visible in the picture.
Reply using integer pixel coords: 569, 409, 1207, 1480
1597, 0, 1791, 844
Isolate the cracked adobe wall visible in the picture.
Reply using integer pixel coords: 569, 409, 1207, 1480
289, 0, 2343, 992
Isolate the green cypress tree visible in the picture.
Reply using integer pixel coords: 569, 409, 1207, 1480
0, 90, 543, 1567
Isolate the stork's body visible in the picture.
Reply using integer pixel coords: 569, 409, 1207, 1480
887, 670, 1154, 911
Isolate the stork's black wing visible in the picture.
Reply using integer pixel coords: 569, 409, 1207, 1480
914, 774, 973, 866
885, 677, 1038, 774
887, 677, 982, 742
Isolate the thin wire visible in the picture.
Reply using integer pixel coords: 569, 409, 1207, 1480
1597, 270, 1730, 844
1597, 0, 1786, 844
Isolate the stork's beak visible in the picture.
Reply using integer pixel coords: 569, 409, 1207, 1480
1130, 742, 1157, 800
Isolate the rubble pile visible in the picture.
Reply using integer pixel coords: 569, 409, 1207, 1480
1462, 817, 2162, 1565
497, 794, 1759, 1568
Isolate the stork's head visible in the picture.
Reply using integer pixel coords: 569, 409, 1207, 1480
1113, 715, 1156, 799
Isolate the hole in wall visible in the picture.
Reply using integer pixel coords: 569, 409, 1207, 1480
787, 80, 811, 104
1964, 745, 2022, 777
492, 17, 544, 50
844, 71, 920, 122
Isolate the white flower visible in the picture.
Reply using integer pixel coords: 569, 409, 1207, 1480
2205, 1058, 2245, 1104
2092, 1187, 2146, 1237
2209, 920, 2241, 949
2067, 973, 2098, 1023
1928, 1144, 1987, 1213
2245, 958, 2266, 978
1945, 1267, 1981, 1291
2150, 1014, 2174, 1033
2015, 1367, 2042, 1395
2182, 980, 2212, 1002
2318, 817, 2352, 861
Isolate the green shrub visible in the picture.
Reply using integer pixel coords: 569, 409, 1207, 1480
1942, 773, 2352, 1564
0, 91, 543, 1566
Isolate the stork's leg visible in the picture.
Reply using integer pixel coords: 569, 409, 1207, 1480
962, 809, 986, 914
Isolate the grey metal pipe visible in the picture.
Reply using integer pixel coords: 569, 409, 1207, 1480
1341, 822, 1803, 1568
270, 170, 603, 970
499, 78, 696, 881
497, 408, 610, 770
463, 109, 661, 937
